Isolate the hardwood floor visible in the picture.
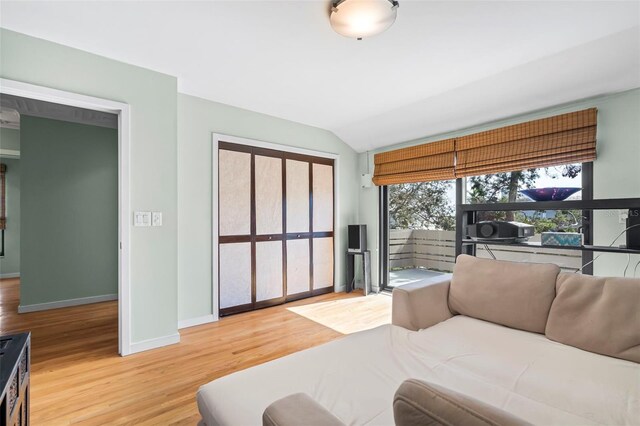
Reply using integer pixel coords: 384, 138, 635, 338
0, 278, 391, 425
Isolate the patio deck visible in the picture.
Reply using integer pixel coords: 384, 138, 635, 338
389, 268, 451, 288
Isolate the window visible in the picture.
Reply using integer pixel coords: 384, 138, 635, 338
468, 163, 583, 230
464, 164, 586, 273
466, 164, 583, 204
381, 162, 590, 290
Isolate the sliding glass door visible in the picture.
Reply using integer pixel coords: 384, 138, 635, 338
380, 180, 457, 290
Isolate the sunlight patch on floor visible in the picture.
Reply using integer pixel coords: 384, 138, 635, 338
287, 293, 392, 334
390, 268, 449, 287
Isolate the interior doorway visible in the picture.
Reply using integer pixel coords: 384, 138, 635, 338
0, 79, 131, 356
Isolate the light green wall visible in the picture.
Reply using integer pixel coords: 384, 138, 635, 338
589, 90, 640, 276
20, 116, 117, 305
1, 28, 358, 335
360, 89, 640, 284
0, 128, 20, 151
177, 93, 360, 321
0, 158, 20, 276
0, 29, 178, 342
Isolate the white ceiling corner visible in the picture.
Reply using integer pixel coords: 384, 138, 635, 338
1, 0, 638, 152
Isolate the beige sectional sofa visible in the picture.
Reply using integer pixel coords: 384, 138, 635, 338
198, 255, 640, 425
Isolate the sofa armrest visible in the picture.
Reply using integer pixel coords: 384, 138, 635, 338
394, 379, 532, 426
263, 393, 345, 426
392, 278, 454, 331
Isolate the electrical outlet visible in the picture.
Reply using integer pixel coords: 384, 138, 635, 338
152, 212, 163, 227
361, 173, 373, 188
134, 211, 151, 227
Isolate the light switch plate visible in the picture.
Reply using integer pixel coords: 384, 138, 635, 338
152, 212, 163, 227
134, 211, 151, 227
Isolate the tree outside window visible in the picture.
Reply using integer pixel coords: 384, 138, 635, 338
389, 180, 455, 231
388, 163, 583, 233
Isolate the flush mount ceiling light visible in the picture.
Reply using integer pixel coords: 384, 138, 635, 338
330, 0, 399, 40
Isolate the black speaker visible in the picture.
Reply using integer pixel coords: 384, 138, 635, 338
626, 209, 640, 250
348, 225, 367, 253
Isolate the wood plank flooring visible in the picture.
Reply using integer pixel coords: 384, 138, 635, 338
0, 278, 391, 425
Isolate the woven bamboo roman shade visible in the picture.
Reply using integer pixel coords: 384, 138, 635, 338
455, 108, 597, 177
0, 164, 6, 230
372, 139, 455, 185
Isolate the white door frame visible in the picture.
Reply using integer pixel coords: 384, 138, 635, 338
212, 133, 340, 320
1, 78, 132, 356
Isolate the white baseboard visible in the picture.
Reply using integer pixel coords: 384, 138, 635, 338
0, 273, 20, 279
129, 332, 180, 354
178, 314, 217, 329
18, 293, 118, 313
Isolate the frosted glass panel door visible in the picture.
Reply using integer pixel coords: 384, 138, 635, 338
255, 156, 283, 234
287, 239, 310, 295
219, 147, 253, 313
255, 154, 284, 302
311, 163, 334, 289
313, 237, 334, 289
219, 149, 251, 235
256, 241, 284, 301
219, 243, 252, 308
286, 160, 309, 233
313, 163, 334, 232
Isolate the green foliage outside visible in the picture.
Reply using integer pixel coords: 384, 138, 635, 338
389, 164, 582, 233
389, 180, 455, 231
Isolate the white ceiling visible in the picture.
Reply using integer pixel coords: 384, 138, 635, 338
1, 0, 639, 152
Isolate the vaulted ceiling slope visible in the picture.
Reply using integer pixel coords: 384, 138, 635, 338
1, 1, 638, 152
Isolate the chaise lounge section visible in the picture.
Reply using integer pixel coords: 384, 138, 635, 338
197, 255, 640, 425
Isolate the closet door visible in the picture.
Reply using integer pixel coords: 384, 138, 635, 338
285, 160, 310, 296
218, 142, 334, 316
218, 148, 252, 312
254, 154, 284, 304
312, 163, 334, 290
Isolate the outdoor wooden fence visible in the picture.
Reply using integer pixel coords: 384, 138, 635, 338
389, 229, 582, 273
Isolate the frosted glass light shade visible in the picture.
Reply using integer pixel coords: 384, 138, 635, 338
330, 0, 398, 39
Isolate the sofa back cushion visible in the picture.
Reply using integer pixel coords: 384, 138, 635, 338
546, 273, 640, 363
449, 255, 560, 333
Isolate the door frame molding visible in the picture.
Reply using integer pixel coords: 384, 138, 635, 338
211, 133, 340, 320
0, 78, 132, 355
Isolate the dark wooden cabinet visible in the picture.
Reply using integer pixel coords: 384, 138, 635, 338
0, 333, 30, 426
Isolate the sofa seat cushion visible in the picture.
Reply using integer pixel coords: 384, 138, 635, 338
197, 316, 639, 425
546, 273, 640, 363
449, 254, 560, 333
